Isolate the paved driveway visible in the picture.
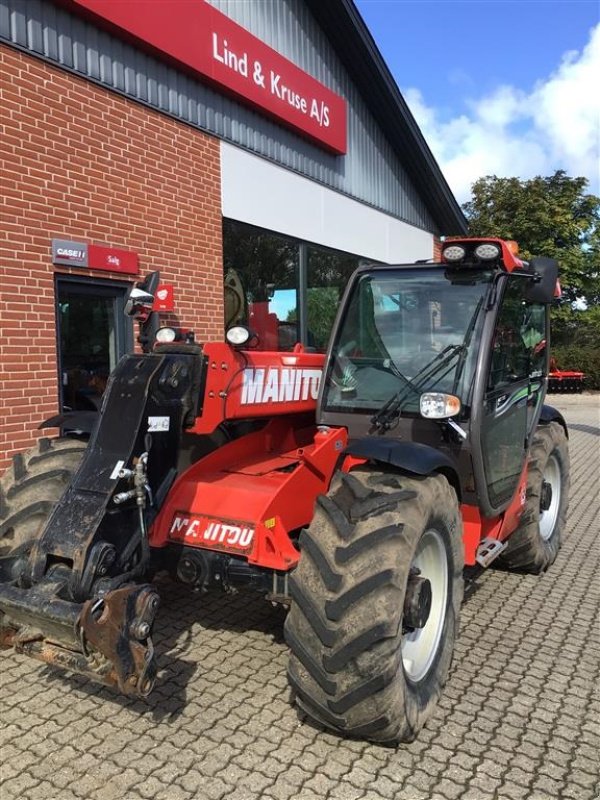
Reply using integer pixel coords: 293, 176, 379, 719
1, 396, 599, 800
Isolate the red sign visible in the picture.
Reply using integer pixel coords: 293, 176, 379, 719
88, 244, 139, 275
153, 284, 175, 312
62, 0, 347, 154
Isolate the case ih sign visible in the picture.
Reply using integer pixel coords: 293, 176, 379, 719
61, 0, 347, 154
52, 239, 139, 275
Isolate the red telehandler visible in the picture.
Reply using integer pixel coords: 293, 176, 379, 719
0, 239, 569, 744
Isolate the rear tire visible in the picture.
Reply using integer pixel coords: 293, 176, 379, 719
0, 437, 86, 556
498, 421, 570, 573
285, 469, 463, 744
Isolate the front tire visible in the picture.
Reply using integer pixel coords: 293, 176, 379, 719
0, 437, 86, 556
498, 421, 570, 573
285, 469, 463, 744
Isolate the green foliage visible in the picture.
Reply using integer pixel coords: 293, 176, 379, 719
462, 171, 600, 307
463, 171, 599, 390
551, 305, 600, 348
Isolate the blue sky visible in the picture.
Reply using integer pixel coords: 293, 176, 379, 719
355, 0, 600, 202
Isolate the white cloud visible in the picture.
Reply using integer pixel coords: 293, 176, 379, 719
404, 24, 600, 204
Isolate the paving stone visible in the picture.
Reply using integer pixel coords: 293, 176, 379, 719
0, 400, 598, 800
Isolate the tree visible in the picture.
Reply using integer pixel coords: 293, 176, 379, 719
462, 171, 600, 308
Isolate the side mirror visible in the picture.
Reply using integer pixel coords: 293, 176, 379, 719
525, 257, 559, 304
125, 271, 161, 353
125, 287, 155, 321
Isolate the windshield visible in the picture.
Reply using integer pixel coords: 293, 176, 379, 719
322, 267, 493, 415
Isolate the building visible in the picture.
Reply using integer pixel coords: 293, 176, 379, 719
0, 0, 466, 469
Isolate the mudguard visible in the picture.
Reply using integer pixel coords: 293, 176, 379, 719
39, 410, 98, 435
539, 404, 568, 437
345, 438, 461, 499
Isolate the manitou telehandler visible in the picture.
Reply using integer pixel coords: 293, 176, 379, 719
0, 238, 569, 744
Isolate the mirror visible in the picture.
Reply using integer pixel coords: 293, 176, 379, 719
124, 287, 155, 320
525, 257, 559, 304
125, 271, 161, 353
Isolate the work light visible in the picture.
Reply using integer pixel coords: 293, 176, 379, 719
155, 327, 178, 343
474, 243, 501, 261
442, 245, 466, 262
226, 325, 251, 346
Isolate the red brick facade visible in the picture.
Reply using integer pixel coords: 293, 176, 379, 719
0, 46, 223, 470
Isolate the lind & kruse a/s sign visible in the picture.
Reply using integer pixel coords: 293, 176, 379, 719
61, 0, 347, 154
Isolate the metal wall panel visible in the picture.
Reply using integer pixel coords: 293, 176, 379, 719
0, 0, 436, 232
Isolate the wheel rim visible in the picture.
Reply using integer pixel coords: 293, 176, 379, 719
402, 528, 449, 683
540, 453, 561, 541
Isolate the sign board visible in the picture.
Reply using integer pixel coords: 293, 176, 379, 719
52, 239, 88, 267
52, 239, 139, 275
62, 0, 347, 154
153, 284, 175, 312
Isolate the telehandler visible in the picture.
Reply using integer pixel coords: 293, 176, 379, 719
0, 238, 569, 743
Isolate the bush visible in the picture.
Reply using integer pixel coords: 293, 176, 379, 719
550, 345, 600, 390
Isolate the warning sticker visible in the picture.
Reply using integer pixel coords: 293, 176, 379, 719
148, 416, 170, 432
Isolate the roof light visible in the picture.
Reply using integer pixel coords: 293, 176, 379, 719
420, 393, 461, 419
506, 240, 520, 255
442, 245, 466, 262
226, 325, 251, 346
474, 243, 501, 260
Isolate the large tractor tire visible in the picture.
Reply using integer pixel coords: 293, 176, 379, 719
285, 469, 464, 744
0, 437, 87, 557
498, 421, 570, 573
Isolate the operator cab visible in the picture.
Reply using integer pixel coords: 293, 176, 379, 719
318, 238, 559, 515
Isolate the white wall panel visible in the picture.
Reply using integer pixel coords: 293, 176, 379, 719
221, 143, 433, 263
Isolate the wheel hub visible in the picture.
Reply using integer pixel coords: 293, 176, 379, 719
403, 573, 432, 630
540, 480, 552, 512
539, 454, 561, 541
402, 528, 449, 683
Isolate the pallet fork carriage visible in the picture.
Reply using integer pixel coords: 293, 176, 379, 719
0, 238, 569, 743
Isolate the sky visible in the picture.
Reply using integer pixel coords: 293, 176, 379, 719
354, 0, 600, 204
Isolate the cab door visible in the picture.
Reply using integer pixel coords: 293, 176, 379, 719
480, 280, 547, 510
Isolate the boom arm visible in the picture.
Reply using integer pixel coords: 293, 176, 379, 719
191, 342, 325, 433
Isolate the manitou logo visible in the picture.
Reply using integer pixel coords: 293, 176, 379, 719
169, 514, 254, 551
241, 367, 321, 405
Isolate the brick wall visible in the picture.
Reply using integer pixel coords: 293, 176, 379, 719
0, 45, 223, 471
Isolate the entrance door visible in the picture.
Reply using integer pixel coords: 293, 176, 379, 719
56, 277, 133, 413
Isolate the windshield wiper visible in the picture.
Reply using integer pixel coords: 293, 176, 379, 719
452, 295, 485, 396
370, 345, 465, 434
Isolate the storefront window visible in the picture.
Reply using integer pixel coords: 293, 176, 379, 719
223, 220, 299, 350
306, 245, 362, 351
223, 220, 365, 352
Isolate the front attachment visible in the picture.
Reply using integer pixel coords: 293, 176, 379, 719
0, 580, 159, 697
0, 347, 204, 695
